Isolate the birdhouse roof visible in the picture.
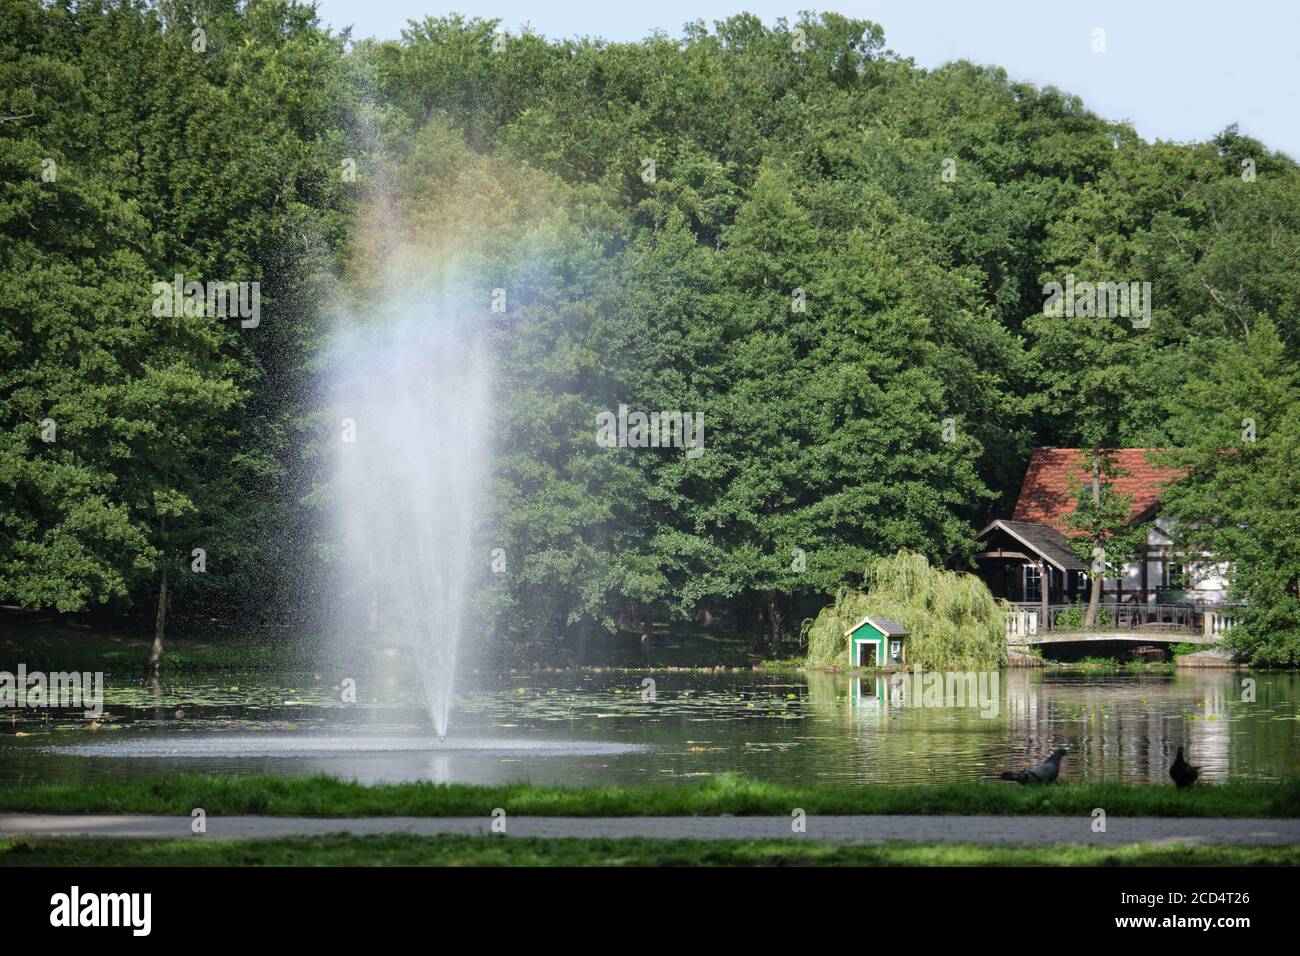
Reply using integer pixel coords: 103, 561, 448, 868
844, 615, 909, 638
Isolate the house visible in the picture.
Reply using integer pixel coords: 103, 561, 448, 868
968, 448, 1230, 626
844, 616, 908, 668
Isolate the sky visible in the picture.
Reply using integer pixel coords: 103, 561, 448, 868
312, 0, 1300, 160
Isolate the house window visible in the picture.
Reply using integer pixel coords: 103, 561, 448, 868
890, 640, 902, 662
1023, 564, 1042, 602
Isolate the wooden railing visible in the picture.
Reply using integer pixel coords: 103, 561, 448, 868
1010, 602, 1200, 633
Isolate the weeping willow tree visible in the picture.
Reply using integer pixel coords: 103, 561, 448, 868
805, 551, 1008, 669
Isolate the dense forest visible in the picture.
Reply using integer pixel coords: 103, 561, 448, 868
3, 1, 1298, 665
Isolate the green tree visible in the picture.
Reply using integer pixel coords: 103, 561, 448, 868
1158, 319, 1300, 665
1063, 449, 1147, 625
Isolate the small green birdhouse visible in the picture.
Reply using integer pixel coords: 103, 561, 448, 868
844, 616, 908, 668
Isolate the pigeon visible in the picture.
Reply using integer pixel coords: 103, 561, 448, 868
1169, 747, 1201, 789
1000, 748, 1067, 784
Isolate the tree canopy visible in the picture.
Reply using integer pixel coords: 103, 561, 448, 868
3, 3, 1298, 664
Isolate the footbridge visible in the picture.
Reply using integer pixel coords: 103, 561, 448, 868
1005, 604, 1233, 650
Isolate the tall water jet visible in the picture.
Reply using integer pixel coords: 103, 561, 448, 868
329, 277, 489, 739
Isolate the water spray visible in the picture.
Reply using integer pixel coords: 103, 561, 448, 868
331, 278, 489, 740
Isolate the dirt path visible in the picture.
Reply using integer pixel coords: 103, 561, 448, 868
2, 814, 1297, 845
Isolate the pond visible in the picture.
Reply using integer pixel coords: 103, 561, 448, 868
2, 668, 1296, 788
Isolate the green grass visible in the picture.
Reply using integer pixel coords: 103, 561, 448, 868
2, 835, 1296, 867
3, 772, 1297, 818
0, 611, 373, 675
0, 612, 760, 674
0, 616, 316, 675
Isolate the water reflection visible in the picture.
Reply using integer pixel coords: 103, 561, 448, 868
1, 669, 1295, 788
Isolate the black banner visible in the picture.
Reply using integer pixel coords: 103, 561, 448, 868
0, 865, 1284, 941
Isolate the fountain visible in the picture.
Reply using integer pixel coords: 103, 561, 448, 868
28, 196, 651, 785
330, 276, 490, 739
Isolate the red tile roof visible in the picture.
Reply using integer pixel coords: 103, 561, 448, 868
1011, 448, 1185, 537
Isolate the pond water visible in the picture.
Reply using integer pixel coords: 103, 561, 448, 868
2, 669, 1296, 788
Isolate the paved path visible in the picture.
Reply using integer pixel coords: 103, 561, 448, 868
2, 814, 1297, 845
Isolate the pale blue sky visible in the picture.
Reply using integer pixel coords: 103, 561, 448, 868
312, 0, 1300, 160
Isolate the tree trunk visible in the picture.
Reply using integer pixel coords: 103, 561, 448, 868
1083, 454, 1103, 626
575, 624, 589, 667
147, 564, 168, 674
746, 593, 767, 654
767, 592, 778, 655
765, 590, 787, 657
1038, 559, 1048, 632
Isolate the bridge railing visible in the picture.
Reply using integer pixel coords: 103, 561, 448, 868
1010, 602, 1199, 633
1005, 609, 1038, 640
1203, 609, 1237, 637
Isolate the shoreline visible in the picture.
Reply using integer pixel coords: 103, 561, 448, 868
3, 774, 1297, 819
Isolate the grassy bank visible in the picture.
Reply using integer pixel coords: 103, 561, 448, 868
3, 835, 1296, 867
3, 773, 1297, 818
0, 613, 320, 675
0, 611, 764, 674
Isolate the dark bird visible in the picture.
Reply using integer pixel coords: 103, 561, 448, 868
1170, 747, 1201, 789
1000, 748, 1067, 784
